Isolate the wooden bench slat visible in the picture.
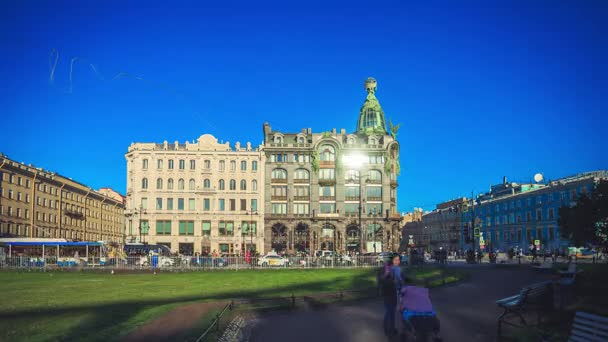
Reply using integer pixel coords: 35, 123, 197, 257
576, 311, 608, 324
572, 322, 608, 337
568, 335, 589, 342
573, 319, 608, 334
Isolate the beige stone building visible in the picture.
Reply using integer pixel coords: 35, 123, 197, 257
125, 134, 265, 255
0, 153, 124, 242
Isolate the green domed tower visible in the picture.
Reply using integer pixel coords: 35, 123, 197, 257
356, 77, 387, 135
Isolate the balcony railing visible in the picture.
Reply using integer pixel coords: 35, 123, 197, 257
319, 161, 335, 167
319, 196, 335, 201
271, 178, 288, 184
293, 196, 310, 201
345, 196, 360, 201
318, 178, 336, 185
293, 179, 310, 184
271, 196, 287, 201
390, 180, 398, 187
367, 196, 382, 202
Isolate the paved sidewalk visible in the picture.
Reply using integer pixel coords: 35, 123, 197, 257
249, 266, 553, 342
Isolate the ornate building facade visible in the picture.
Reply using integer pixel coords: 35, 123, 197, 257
262, 78, 401, 254
0, 153, 124, 242
125, 135, 265, 255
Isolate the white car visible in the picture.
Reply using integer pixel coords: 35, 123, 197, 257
258, 255, 290, 267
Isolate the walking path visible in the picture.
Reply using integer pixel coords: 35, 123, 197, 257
249, 266, 553, 342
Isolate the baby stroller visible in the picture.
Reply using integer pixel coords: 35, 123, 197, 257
399, 286, 442, 342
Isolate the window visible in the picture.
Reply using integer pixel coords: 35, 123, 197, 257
319, 145, 335, 161
366, 203, 382, 215
293, 203, 309, 215
156, 221, 171, 235
366, 187, 382, 200
272, 203, 287, 214
179, 160, 185, 170
517, 215, 522, 223
156, 198, 163, 210
526, 212, 532, 222
230, 160, 236, 171
189, 179, 195, 190
251, 199, 257, 211
219, 160, 225, 171
167, 178, 174, 190
219, 221, 234, 236
219, 179, 225, 190
240, 180, 247, 190
536, 209, 542, 221
230, 179, 236, 190
190, 160, 196, 170
156, 178, 163, 189
141, 197, 148, 210
271, 169, 287, 181
319, 168, 335, 180
178, 179, 185, 190
178, 198, 184, 210
548, 208, 555, 220
167, 198, 174, 210
319, 186, 335, 199
230, 199, 236, 211
168, 160, 174, 169
141, 178, 148, 189
204, 160, 211, 169
188, 198, 195, 210
368, 170, 382, 183
272, 186, 287, 199
242, 221, 257, 235
141, 220, 150, 234
202, 221, 211, 236
142, 159, 148, 169
179, 221, 194, 235
241, 161, 247, 171
8, 190, 13, 199
204, 198, 210, 211
345, 203, 358, 214
240, 199, 247, 211
26, 179, 30, 188
252, 180, 258, 191
345, 187, 360, 200
345, 170, 360, 182
252, 161, 258, 171
157, 159, 163, 169
320, 203, 336, 213
204, 179, 210, 189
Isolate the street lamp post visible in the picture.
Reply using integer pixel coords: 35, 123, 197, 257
343, 152, 368, 254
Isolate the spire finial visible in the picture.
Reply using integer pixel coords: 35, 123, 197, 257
364, 77, 377, 94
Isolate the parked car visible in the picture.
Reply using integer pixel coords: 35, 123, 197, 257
258, 254, 291, 267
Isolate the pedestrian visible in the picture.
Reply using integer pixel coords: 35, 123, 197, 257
382, 262, 398, 337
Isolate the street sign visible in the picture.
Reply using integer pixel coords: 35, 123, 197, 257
534, 239, 540, 246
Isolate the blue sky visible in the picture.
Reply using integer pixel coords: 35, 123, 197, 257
1, 0, 607, 212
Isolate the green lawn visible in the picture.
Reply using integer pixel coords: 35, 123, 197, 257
0, 267, 464, 341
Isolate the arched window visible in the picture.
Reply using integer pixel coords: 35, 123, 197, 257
240, 179, 247, 190
219, 179, 225, 190
369, 137, 377, 145
178, 179, 185, 190
167, 178, 174, 190
141, 178, 148, 189
271, 168, 287, 180
294, 168, 310, 182
203, 179, 211, 189
345, 170, 360, 183
274, 134, 283, 143
230, 160, 236, 171
319, 145, 335, 161
189, 179, 196, 190
156, 178, 163, 190
230, 179, 236, 190
364, 108, 378, 129
368, 170, 382, 183
240, 161, 247, 171
219, 160, 225, 171
252, 180, 258, 191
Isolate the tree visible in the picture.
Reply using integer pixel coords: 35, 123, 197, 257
559, 180, 608, 247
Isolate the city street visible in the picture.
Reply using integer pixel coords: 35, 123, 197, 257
249, 265, 553, 342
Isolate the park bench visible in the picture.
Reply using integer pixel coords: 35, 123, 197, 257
568, 311, 608, 342
496, 281, 553, 337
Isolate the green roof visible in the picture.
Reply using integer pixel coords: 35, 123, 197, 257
356, 77, 387, 135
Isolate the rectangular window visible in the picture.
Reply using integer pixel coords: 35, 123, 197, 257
178, 198, 184, 210
219, 199, 225, 211
251, 199, 257, 212
366, 203, 382, 215
319, 168, 335, 180
241, 221, 257, 235
240, 199, 247, 211
179, 221, 194, 235
271, 203, 287, 214
219, 243, 230, 253
204, 198, 210, 211
190, 160, 196, 170
156, 198, 163, 210
167, 198, 174, 210
344, 187, 360, 200
189, 198, 195, 210
366, 187, 382, 200
252, 161, 258, 171
230, 199, 236, 211
293, 203, 310, 215
345, 203, 358, 214
219, 221, 234, 236
141, 220, 150, 234
179, 160, 185, 170
157, 159, 163, 169
141, 197, 148, 210
271, 186, 288, 200
202, 221, 211, 236
128, 220, 133, 235
548, 208, 555, 220
241, 161, 247, 171
320, 203, 336, 213
142, 159, 148, 169
204, 160, 211, 169
526, 212, 532, 222
156, 220, 171, 235
168, 160, 174, 169
536, 209, 542, 221
319, 186, 335, 198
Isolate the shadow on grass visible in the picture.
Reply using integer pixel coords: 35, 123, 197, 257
0, 270, 379, 342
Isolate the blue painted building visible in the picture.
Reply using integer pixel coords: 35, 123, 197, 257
460, 171, 608, 252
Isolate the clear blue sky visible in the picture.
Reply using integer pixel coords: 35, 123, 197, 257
1, 0, 607, 212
